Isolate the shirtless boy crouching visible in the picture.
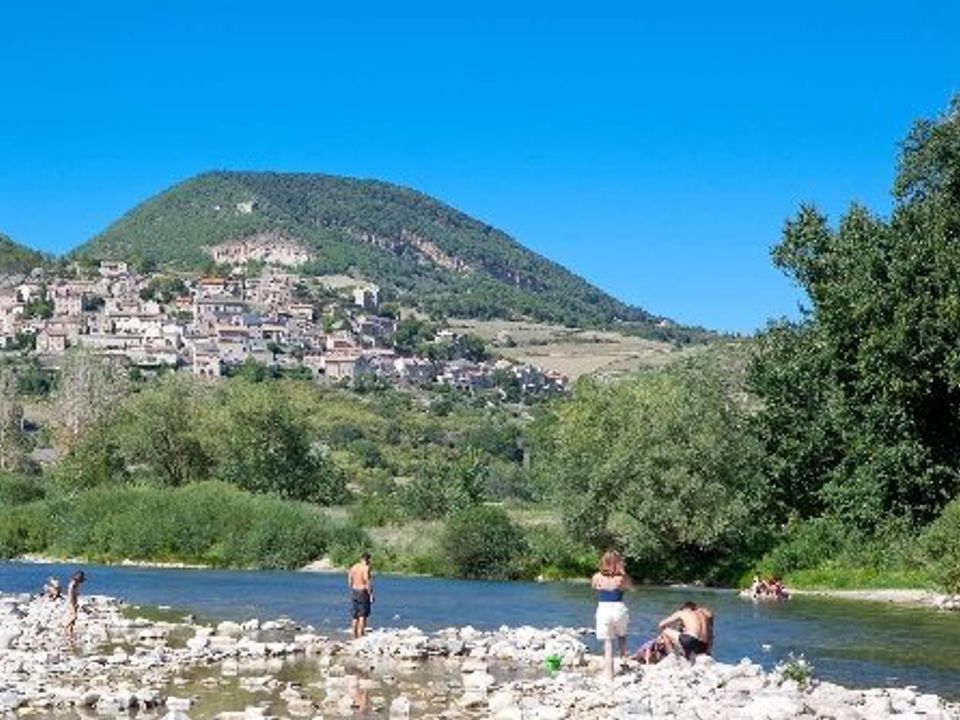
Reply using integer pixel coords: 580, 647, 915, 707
347, 552, 374, 638
658, 600, 713, 660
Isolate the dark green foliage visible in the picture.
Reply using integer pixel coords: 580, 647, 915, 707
212, 382, 347, 504
56, 437, 130, 489
401, 451, 487, 519
82, 295, 105, 312
463, 419, 523, 463
518, 526, 596, 579
15, 359, 55, 396
750, 97, 960, 532
920, 498, 960, 594
22, 293, 54, 320
73, 171, 704, 340
393, 318, 436, 356
115, 377, 209, 487
421, 333, 489, 363
757, 517, 849, 577
0, 502, 51, 558
139, 275, 187, 303
9, 332, 36, 352
0, 473, 45, 505
45, 481, 363, 569
442, 505, 526, 579
493, 369, 522, 403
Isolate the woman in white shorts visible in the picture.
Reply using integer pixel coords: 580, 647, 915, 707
591, 550, 634, 681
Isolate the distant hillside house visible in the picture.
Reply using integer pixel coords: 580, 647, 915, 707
395, 356, 436, 385
195, 277, 229, 298
287, 302, 314, 321
36, 328, 68, 354
352, 285, 380, 311
15, 282, 43, 304
208, 233, 312, 269
324, 352, 372, 381
191, 344, 222, 377
99, 260, 129, 278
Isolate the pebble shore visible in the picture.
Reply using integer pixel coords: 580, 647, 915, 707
1, 591, 957, 719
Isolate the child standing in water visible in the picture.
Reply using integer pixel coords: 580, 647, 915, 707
62, 570, 85, 642
591, 550, 634, 681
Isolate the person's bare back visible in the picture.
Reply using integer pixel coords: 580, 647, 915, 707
658, 601, 713, 659
348, 553, 373, 638
348, 561, 371, 591
676, 607, 709, 642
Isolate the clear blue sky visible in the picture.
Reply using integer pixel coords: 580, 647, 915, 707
1, 2, 958, 333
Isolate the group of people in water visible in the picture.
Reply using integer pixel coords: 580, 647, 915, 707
591, 550, 714, 679
744, 574, 791, 601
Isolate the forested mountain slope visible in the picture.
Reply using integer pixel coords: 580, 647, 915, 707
0, 232, 51, 277
76, 171, 708, 341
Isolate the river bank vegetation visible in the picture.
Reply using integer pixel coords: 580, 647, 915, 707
2, 99, 960, 593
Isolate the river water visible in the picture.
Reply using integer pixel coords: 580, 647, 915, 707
2, 561, 959, 698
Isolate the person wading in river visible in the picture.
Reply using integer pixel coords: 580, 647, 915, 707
62, 570, 85, 642
658, 600, 713, 660
591, 550, 634, 681
348, 552, 374, 638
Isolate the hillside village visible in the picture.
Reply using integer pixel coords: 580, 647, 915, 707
0, 238, 568, 399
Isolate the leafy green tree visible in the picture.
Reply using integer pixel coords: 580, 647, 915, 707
115, 376, 210, 486
920, 498, 960, 593
0, 368, 25, 472
393, 318, 435, 355
56, 435, 130, 489
537, 362, 769, 581
750, 97, 960, 531
54, 351, 129, 444
442, 505, 526, 579
22, 285, 53, 319
401, 450, 488, 519
211, 381, 346, 504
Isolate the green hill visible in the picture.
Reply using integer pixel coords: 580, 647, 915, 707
0, 232, 51, 277
76, 171, 706, 340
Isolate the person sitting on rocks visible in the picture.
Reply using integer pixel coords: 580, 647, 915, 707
633, 635, 667, 664
658, 601, 713, 661
44, 576, 62, 600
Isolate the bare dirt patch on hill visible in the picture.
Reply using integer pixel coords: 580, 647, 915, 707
449, 319, 703, 379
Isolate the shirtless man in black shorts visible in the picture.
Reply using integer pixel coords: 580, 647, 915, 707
658, 601, 713, 660
347, 552, 374, 638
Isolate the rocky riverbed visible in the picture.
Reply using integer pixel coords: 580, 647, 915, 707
1, 591, 957, 719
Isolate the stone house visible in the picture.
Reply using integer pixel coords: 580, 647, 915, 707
99, 260, 129, 278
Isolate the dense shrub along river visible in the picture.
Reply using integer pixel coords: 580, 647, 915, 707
2, 561, 958, 698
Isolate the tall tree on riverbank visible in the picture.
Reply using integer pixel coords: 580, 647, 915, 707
54, 352, 129, 445
536, 361, 769, 581
0, 368, 25, 471
750, 96, 960, 531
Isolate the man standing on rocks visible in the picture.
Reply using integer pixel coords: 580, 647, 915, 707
62, 570, 85, 642
658, 600, 713, 660
348, 552, 374, 638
